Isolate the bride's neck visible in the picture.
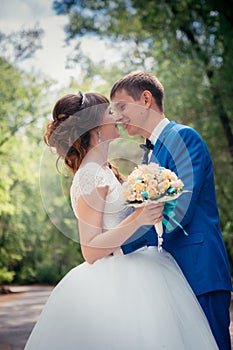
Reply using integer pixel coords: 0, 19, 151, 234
84, 142, 109, 167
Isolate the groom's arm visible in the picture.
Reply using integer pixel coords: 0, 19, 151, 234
121, 225, 157, 254
162, 126, 209, 232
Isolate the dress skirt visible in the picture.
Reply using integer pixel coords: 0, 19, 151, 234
24, 247, 218, 349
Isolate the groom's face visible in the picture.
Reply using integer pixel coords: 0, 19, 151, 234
111, 89, 148, 137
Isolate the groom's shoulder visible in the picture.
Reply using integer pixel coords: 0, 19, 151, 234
170, 120, 200, 138
170, 120, 191, 131
168, 121, 208, 153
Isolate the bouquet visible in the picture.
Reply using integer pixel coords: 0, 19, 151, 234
122, 163, 186, 252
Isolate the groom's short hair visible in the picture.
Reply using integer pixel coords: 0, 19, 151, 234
110, 71, 164, 112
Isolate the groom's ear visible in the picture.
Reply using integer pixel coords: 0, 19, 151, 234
141, 90, 153, 109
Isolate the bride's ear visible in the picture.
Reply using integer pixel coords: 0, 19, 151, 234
141, 90, 153, 109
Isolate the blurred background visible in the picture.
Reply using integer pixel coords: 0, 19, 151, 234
0, 0, 233, 292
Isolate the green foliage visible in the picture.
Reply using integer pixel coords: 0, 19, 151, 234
0, 53, 84, 288
17, 265, 37, 284
35, 261, 60, 284
0, 267, 15, 285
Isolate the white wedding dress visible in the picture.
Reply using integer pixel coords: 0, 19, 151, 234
25, 162, 218, 350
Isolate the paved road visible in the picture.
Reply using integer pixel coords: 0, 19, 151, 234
0, 286, 53, 350
0, 286, 232, 350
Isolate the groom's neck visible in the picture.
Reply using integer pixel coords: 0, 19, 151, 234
140, 109, 165, 139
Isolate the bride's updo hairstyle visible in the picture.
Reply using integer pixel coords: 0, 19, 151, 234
44, 92, 109, 174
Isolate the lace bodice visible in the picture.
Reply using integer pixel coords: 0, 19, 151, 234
70, 162, 132, 230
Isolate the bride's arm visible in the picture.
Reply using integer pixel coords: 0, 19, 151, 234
75, 186, 163, 264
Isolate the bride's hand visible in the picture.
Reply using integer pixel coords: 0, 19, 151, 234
135, 203, 164, 226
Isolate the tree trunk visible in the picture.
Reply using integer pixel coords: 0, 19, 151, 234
212, 88, 233, 164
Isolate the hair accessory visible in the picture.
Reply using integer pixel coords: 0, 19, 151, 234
57, 113, 67, 120
79, 91, 86, 105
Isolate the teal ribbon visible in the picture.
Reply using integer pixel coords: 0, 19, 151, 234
162, 200, 188, 236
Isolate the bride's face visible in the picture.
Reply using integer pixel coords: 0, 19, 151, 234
100, 107, 120, 142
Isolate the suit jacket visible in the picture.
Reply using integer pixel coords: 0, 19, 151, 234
121, 121, 232, 296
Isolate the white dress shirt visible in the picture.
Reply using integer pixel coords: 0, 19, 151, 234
149, 117, 170, 146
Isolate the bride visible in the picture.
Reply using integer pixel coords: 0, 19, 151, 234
24, 92, 218, 349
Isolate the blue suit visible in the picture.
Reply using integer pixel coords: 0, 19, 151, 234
121, 121, 232, 349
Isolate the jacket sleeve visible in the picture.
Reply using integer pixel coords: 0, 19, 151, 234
164, 125, 210, 230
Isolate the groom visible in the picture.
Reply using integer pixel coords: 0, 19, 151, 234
110, 71, 232, 350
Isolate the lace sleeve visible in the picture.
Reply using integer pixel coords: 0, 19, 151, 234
70, 163, 112, 213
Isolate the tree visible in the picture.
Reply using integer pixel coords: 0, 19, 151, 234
0, 55, 48, 288
0, 26, 44, 63
0, 26, 88, 291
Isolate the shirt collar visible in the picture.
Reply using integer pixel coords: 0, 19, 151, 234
149, 118, 170, 145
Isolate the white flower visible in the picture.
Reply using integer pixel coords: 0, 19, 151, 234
128, 168, 143, 184
122, 162, 184, 203
158, 179, 170, 193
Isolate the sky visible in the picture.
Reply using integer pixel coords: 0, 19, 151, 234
0, 0, 118, 85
